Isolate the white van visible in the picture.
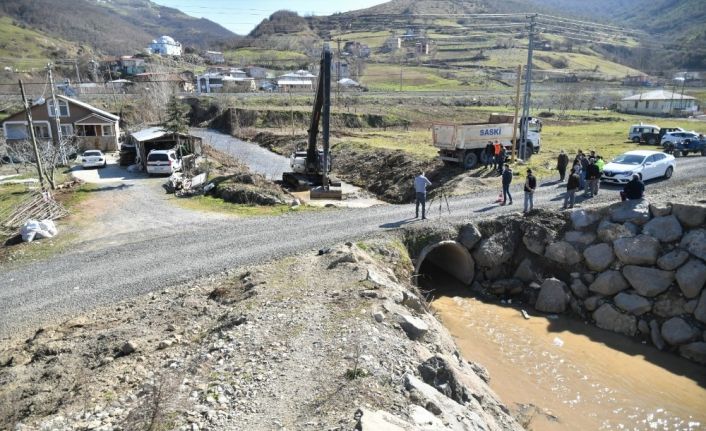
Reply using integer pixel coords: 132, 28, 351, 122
146, 149, 182, 175
628, 124, 659, 143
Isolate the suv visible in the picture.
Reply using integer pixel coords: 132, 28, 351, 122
661, 131, 699, 147
641, 127, 685, 146
146, 149, 182, 175
628, 124, 659, 143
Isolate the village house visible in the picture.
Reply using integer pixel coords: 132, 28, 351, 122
128, 126, 202, 170
2, 96, 120, 151
277, 70, 317, 92
148, 35, 182, 56
244, 66, 268, 79
622, 75, 654, 87
203, 51, 225, 64
101, 56, 147, 77
132, 72, 194, 93
618, 89, 698, 116
196, 68, 256, 94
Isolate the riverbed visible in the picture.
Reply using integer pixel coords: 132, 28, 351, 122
432, 290, 706, 430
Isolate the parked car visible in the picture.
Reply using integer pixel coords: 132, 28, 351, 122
81, 150, 107, 169
664, 135, 706, 157
661, 131, 700, 147
146, 149, 181, 176
601, 150, 675, 184
628, 124, 659, 143
640, 127, 685, 146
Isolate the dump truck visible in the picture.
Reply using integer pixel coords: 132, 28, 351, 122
433, 115, 542, 169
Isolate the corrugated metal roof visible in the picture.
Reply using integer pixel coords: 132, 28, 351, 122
622, 90, 696, 101
131, 127, 168, 142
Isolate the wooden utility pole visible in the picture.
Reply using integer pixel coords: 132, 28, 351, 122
19, 80, 46, 190
47, 64, 62, 147
511, 64, 523, 162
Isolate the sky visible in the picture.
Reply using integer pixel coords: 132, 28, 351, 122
152, 0, 389, 35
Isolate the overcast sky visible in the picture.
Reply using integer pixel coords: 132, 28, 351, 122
152, 0, 388, 35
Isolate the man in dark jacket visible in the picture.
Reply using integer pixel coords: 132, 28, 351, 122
484, 141, 494, 169
501, 164, 513, 205
497, 146, 507, 173
563, 170, 580, 209
621, 174, 645, 201
524, 168, 537, 213
586, 158, 601, 197
557, 150, 569, 181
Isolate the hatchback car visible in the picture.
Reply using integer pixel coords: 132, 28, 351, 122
146, 149, 181, 175
81, 150, 107, 169
601, 150, 675, 184
661, 131, 699, 146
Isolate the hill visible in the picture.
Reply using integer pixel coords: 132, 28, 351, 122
0, 0, 237, 56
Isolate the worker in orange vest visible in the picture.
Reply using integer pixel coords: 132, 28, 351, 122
493, 140, 502, 172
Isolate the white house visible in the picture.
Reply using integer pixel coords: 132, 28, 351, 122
149, 36, 182, 56
618, 90, 698, 116
196, 71, 256, 94
277, 70, 317, 92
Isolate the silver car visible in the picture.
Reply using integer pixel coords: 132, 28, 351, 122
601, 150, 675, 184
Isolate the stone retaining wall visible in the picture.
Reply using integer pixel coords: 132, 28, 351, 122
406, 200, 706, 365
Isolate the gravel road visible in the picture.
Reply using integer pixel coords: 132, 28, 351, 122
1, 135, 704, 338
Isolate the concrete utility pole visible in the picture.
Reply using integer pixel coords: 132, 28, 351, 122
336, 38, 342, 102
519, 14, 537, 160
19, 80, 46, 190
511, 64, 523, 163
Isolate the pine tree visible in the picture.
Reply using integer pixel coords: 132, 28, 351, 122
161, 95, 190, 158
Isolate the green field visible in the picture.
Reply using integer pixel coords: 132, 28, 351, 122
361, 63, 476, 91
0, 16, 81, 69
223, 48, 309, 68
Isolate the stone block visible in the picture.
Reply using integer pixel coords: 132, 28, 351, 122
593, 304, 637, 336
614, 235, 661, 265
535, 278, 569, 313
672, 203, 706, 228
676, 259, 706, 299
642, 215, 683, 243
681, 229, 706, 261
613, 292, 652, 315
545, 241, 582, 266
583, 243, 614, 272
609, 199, 651, 225
661, 317, 699, 346
622, 266, 674, 297
657, 250, 690, 271
589, 270, 629, 296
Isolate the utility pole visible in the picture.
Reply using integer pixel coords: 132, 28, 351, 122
519, 14, 537, 160
75, 59, 81, 84
336, 38, 342, 102
47, 64, 63, 148
511, 64, 523, 163
19, 80, 46, 191
399, 57, 403, 92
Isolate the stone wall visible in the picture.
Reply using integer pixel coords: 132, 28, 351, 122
406, 200, 706, 366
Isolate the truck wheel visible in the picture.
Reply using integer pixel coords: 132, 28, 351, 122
632, 136, 640, 143
523, 146, 534, 161
682, 150, 689, 157
463, 152, 478, 170
647, 137, 657, 145
674, 150, 681, 158
701, 149, 706, 156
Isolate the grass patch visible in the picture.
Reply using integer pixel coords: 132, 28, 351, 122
171, 194, 318, 217
334, 130, 438, 159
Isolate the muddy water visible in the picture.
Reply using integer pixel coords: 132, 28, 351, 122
431, 287, 706, 430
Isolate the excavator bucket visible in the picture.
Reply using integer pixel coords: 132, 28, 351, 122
310, 186, 342, 200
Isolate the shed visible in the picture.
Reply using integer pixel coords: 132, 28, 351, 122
129, 127, 202, 169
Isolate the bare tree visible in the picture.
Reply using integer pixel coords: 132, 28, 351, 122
11, 138, 79, 189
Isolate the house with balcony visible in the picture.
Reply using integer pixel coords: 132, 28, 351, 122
277, 70, 317, 92
148, 36, 182, 56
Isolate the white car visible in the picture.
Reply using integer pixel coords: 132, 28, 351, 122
146, 149, 182, 176
661, 131, 699, 146
81, 150, 107, 169
601, 150, 675, 184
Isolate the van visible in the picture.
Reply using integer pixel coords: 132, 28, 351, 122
146, 149, 182, 175
628, 124, 659, 143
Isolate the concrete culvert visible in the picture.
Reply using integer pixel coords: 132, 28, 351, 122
415, 241, 475, 287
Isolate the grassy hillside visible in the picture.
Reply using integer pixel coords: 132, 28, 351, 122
0, 16, 85, 70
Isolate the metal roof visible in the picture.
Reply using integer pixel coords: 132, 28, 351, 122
130, 127, 169, 142
57, 95, 120, 120
622, 90, 696, 101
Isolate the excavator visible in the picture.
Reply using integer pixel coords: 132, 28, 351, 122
281, 44, 342, 200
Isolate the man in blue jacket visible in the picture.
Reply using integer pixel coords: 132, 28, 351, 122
414, 172, 432, 219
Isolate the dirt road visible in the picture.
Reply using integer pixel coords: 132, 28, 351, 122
1, 142, 704, 338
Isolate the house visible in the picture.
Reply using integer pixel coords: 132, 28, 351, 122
244, 66, 268, 79
277, 70, 317, 92
196, 70, 256, 94
204, 51, 225, 64
101, 56, 146, 77
618, 90, 698, 116
133, 72, 194, 93
2, 96, 120, 151
128, 127, 202, 170
623, 75, 653, 87
148, 36, 182, 56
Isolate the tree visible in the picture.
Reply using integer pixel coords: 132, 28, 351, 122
10, 137, 79, 190
161, 95, 190, 160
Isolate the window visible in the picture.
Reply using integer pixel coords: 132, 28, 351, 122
101, 125, 114, 136
33, 124, 50, 139
634, 101, 638, 109
645, 101, 650, 109
48, 100, 69, 117
4, 123, 28, 140
60, 124, 74, 137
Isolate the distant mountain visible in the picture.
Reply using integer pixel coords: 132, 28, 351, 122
0, 0, 237, 56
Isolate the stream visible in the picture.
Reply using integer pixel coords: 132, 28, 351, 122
429, 274, 706, 430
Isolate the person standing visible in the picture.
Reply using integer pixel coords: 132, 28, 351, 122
621, 174, 645, 201
497, 146, 507, 173
563, 169, 580, 209
414, 172, 432, 220
586, 158, 601, 197
484, 141, 494, 169
493, 140, 502, 171
579, 153, 589, 193
501, 164, 513, 206
557, 150, 569, 181
524, 168, 536, 213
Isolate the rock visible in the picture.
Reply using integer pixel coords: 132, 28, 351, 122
535, 278, 569, 313
638, 319, 650, 335
672, 203, 706, 228
653, 292, 687, 318
458, 222, 482, 250
657, 250, 690, 271
609, 199, 651, 225
650, 320, 666, 350
409, 405, 445, 428
522, 224, 556, 255
564, 231, 596, 247
571, 209, 601, 229
675, 259, 706, 299
679, 342, 706, 365
545, 241, 582, 266
327, 252, 358, 269
593, 304, 637, 336
589, 271, 629, 296
473, 233, 515, 268
570, 279, 589, 299
681, 229, 706, 261
622, 266, 674, 297
158, 340, 173, 350
121, 341, 137, 356
372, 311, 385, 323
685, 299, 699, 314
649, 203, 672, 217
514, 258, 540, 283
694, 291, 706, 324
398, 314, 429, 340
613, 293, 652, 315
100, 356, 114, 366
491, 278, 525, 296
613, 235, 661, 265
584, 296, 602, 311
661, 317, 699, 346
418, 356, 470, 404
597, 219, 635, 243
583, 243, 615, 272
642, 216, 683, 243
356, 408, 410, 431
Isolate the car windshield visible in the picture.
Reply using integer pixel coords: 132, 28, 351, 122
148, 153, 169, 161
612, 154, 645, 165
84, 151, 101, 157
